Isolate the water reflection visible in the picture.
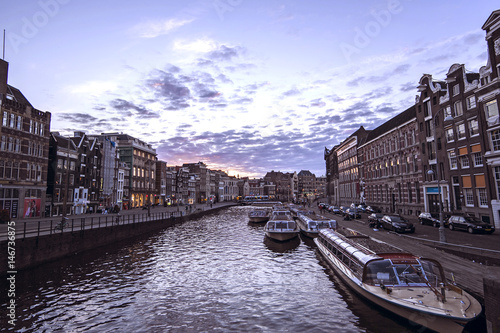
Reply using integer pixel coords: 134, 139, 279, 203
263, 235, 301, 253
0, 206, 447, 332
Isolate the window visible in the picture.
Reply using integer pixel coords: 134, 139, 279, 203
472, 153, 483, 167
0, 136, 5, 151
4, 162, 12, 178
491, 129, 500, 151
464, 188, 474, 206
448, 150, 457, 169
485, 100, 499, 118
454, 101, 463, 117
2, 111, 7, 126
471, 144, 482, 167
460, 156, 469, 168
9, 114, 15, 127
466, 96, 476, 109
444, 106, 452, 118
495, 166, 500, 198
425, 121, 432, 137
453, 84, 460, 96
17, 116, 22, 130
456, 123, 466, 139
477, 188, 488, 207
468, 119, 479, 136
446, 127, 454, 142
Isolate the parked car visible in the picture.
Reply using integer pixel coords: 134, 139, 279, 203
368, 213, 385, 228
447, 215, 495, 234
418, 212, 446, 227
366, 206, 381, 214
329, 206, 342, 214
356, 205, 367, 213
343, 208, 361, 220
381, 215, 415, 233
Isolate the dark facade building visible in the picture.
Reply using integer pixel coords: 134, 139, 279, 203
324, 145, 339, 205
297, 170, 315, 201
0, 59, 51, 219
47, 132, 102, 216
479, 10, 500, 227
359, 106, 420, 215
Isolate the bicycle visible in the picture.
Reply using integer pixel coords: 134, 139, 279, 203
54, 217, 69, 231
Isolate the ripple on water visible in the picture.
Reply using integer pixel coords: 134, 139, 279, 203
1, 207, 421, 332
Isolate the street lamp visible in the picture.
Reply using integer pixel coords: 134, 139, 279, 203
427, 169, 446, 243
427, 112, 453, 243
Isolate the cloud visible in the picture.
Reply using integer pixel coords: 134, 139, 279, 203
282, 87, 301, 96
131, 18, 194, 38
110, 99, 160, 118
173, 38, 218, 53
58, 113, 99, 124
207, 45, 244, 61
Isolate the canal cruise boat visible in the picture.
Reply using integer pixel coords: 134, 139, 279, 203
264, 207, 299, 242
248, 208, 271, 223
314, 227, 482, 333
295, 211, 336, 238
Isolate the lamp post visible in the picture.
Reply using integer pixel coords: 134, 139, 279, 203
427, 111, 452, 244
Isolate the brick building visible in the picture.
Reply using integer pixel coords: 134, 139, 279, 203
0, 59, 51, 219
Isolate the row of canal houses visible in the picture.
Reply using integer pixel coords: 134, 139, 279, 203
325, 9, 500, 228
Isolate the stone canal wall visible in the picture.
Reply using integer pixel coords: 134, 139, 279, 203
0, 205, 232, 274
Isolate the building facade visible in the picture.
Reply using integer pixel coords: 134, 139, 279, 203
0, 59, 51, 219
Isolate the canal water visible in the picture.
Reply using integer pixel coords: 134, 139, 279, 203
2, 207, 439, 332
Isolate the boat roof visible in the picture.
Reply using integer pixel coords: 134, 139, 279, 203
319, 228, 412, 265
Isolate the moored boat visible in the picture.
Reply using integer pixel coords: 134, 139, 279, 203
264, 207, 299, 241
295, 212, 336, 238
248, 208, 271, 223
314, 228, 482, 333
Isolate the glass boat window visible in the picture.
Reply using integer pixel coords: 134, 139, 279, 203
364, 259, 444, 287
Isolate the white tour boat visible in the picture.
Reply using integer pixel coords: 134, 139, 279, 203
295, 211, 336, 238
314, 228, 482, 333
264, 208, 299, 241
248, 208, 271, 223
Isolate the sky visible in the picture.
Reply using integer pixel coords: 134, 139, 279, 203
1, 0, 499, 178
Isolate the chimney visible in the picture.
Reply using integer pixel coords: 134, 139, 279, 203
0, 59, 8, 96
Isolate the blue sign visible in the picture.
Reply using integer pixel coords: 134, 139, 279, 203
426, 187, 439, 193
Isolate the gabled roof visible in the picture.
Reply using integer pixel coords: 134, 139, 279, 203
6, 84, 32, 106
482, 9, 500, 31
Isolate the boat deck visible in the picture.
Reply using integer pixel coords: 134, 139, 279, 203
335, 227, 406, 255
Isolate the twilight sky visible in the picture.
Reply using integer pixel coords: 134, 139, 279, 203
1, 1, 498, 178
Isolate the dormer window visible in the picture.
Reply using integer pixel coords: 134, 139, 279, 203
452, 84, 460, 96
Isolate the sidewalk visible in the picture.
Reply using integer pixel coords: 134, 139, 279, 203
13, 202, 235, 224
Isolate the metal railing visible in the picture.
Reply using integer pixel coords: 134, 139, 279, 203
8, 210, 185, 240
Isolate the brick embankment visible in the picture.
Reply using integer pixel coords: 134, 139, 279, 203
0, 203, 237, 274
